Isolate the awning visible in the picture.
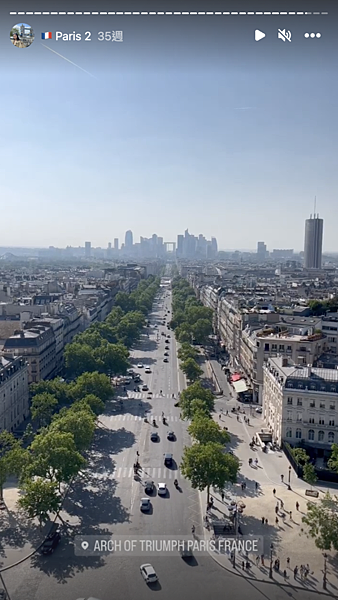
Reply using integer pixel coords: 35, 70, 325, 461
233, 379, 248, 393
231, 373, 241, 382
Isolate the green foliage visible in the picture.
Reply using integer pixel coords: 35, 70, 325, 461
292, 447, 310, 466
328, 443, 338, 473
180, 381, 215, 419
18, 479, 61, 526
188, 415, 230, 445
177, 343, 199, 362
50, 408, 96, 452
73, 394, 105, 416
64, 342, 97, 377
308, 297, 338, 316
0, 432, 28, 499
30, 379, 70, 405
302, 492, 338, 551
70, 371, 112, 403
181, 442, 239, 499
31, 393, 58, 427
180, 357, 203, 382
171, 277, 213, 346
303, 462, 318, 488
26, 431, 86, 485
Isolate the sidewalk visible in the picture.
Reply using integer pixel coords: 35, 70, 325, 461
194, 385, 338, 596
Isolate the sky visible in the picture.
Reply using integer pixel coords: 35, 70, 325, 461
1, 1, 337, 251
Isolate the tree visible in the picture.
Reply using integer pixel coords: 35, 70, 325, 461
180, 381, 215, 419
302, 492, 338, 551
192, 318, 213, 345
292, 447, 309, 466
27, 431, 86, 486
30, 379, 70, 405
22, 423, 34, 445
50, 408, 96, 453
31, 393, 58, 427
70, 371, 112, 403
303, 462, 318, 489
188, 415, 231, 445
328, 443, 338, 473
181, 442, 239, 503
64, 342, 97, 377
180, 358, 203, 382
73, 394, 105, 416
94, 342, 129, 376
0, 432, 27, 500
189, 401, 211, 419
18, 479, 62, 528
177, 343, 199, 362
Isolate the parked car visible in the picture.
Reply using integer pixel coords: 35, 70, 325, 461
140, 498, 151, 512
41, 523, 61, 555
144, 480, 154, 493
150, 432, 159, 442
255, 407, 262, 414
164, 453, 173, 466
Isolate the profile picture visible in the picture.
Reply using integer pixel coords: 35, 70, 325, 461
10, 23, 35, 48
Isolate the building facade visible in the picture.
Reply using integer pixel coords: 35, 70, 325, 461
3, 325, 56, 384
0, 356, 29, 433
304, 214, 323, 269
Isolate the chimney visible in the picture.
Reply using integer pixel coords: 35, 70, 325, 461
306, 364, 312, 377
282, 357, 288, 367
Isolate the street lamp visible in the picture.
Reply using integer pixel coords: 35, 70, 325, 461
288, 465, 292, 490
269, 543, 274, 579
232, 504, 238, 568
0, 571, 11, 599
323, 553, 327, 590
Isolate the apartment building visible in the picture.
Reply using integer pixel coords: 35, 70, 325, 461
24, 316, 64, 375
0, 355, 29, 433
321, 313, 338, 356
263, 356, 338, 458
3, 325, 56, 383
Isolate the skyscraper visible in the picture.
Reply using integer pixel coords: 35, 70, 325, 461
304, 214, 323, 269
257, 241, 267, 261
114, 238, 119, 251
85, 241, 91, 258
125, 230, 133, 249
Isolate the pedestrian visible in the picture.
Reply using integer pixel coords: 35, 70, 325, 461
221, 492, 225, 502
261, 554, 265, 566
275, 505, 279, 514
242, 560, 245, 570
296, 501, 299, 511
283, 569, 287, 579
273, 488, 276, 495
265, 518, 268, 525
287, 556, 290, 567
226, 410, 228, 415
280, 499, 284, 509
281, 474, 284, 483
247, 418, 250, 425
289, 511, 292, 520
219, 414, 222, 420
294, 566, 298, 579
255, 481, 258, 490
261, 516, 265, 525
256, 555, 260, 566
275, 516, 279, 525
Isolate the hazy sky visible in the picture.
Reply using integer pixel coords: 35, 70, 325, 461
1, 5, 337, 251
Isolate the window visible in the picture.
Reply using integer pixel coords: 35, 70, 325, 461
309, 416, 315, 424
318, 431, 325, 442
329, 419, 335, 427
279, 345, 284, 351
298, 383, 303, 389
264, 343, 269, 351
287, 411, 292, 421
310, 400, 315, 408
286, 397, 293, 406
308, 429, 315, 441
320, 402, 325, 409
287, 346, 292, 352
297, 398, 302, 406
296, 412, 302, 422
286, 428, 292, 438
328, 432, 335, 443
296, 428, 302, 439
319, 416, 325, 425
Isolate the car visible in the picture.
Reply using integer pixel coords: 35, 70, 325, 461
150, 432, 159, 442
167, 431, 175, 440
165, 346, 169, 350
164, 453, 173, 466
255, 407, 263, 413
145, 367, 151, 373
163, 358, 169, 363
134, 375, 141, 383
167, 334, 171, 337
140, 563, 158, 584
161, 332, 165, 336
179, 541, 193, 558
157, 483, 167, 496
144, 480, 154, 493
164, 352, 169, 356
165, 339, 170, 343
137, 363, 144, 368
140, 498, 151, 512
142, 384, 148, 391
40, 523, 61, 554
127, 369, 134, 376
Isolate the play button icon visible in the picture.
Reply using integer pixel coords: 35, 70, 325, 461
255, 29, 266, 41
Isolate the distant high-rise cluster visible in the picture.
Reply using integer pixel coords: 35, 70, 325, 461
176, 229, 218, 259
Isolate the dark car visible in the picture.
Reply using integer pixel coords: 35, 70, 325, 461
163, 358, 169, 363
164, 453, 173, 466
165, 346, 169, 350
164, 352, 169, 356
150, 432, 159, 442
41, 523, 61, 554
165, 339, 170, 343
144, 480, 155, 493
167, 431, 175, 440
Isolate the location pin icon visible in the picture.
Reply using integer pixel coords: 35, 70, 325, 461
81, 541, 89, 550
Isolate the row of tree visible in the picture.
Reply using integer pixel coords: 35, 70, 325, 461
179, 381, 240, 502
64, 277, 160, 378
0, 277, 161, 523
169, 277, 213, 345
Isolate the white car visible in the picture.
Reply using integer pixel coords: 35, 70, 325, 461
137, 363, 144, 368
145, 367, 151, 373
140, 563, 158, 584
255, 407, 262, 414
157, 483, 167, 496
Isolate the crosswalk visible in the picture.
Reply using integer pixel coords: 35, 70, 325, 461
127, 393, 175, 399
109, 414, 180, 422
111, 466, 183, 480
